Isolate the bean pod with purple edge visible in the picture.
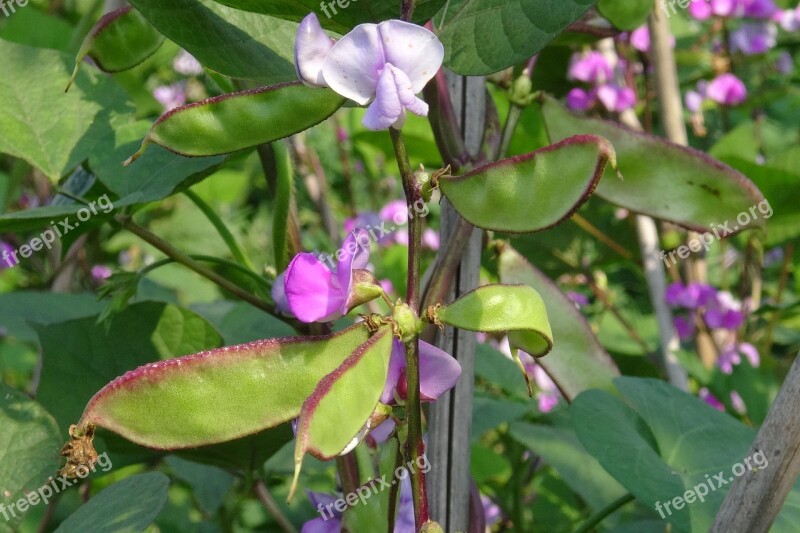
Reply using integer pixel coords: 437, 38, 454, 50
66, 6, 165, 92
437, 135, 616, 233
59, 324, 372, 469
123, 82, 346, 165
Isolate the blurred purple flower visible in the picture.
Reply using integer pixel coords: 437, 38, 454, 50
379, 200, 409, 226
173, 50, 203, 76
1, 241, 17, 270
566, 87, 596, 111
778, 9, 800, 31
730, 390, 747, 414
664, 282, 717, 309
743, 0, 777, 19
532, 363, 560, 413
673, 315, 696, 340
775, 51, 794, 74
303, 480, 415, 532
704, 291, 744, 330
344, 211, 381, 235
421, 228, 440, 251
763, 247, 785, 267
718, 342, 760, 373
707, 73, 747, 105
597, 84, 636, 112
699, 387, 725, 411
685, 90, 705, 113
380, 339, 461, 404
730, 22, 777, 54
283, 229, 372, 322
566, 291, 589, 307
482, 495, 503, 527
568, 51, 613, 84
378, 278, 395, 296
153, 83, 186, 111
629, 26, 675, 53
91, 265, 112, 282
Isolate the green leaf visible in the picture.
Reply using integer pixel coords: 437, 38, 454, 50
293, 327, 393, 481
53, 472, 170, 533
67, 6, 165, 92
436, 284, 553, 357
37, 302, 224, 435
210, 0, 447, 33
129, 0, 299, 85
0, 383, 62, 529
437, 0, 597, 75
498, 244, 619, 398
509, 420, 627, 510
165, 456, 235, 513
540, 95, 767, 233
571, 377, 769, 533
75, 323, 371, 449
0, 39, 131, 181
0, 291, 106, 343
439, 135, 614, 233
597, 0, 651, 30
126, 83, 345, 162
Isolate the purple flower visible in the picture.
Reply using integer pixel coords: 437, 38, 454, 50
674, 315, 696, 340
730, 22, 777, 55
0, 241, 17, 270
565, 87, 595, 111
482, 495, 503, 527
718, 342, 760, 373
597, 84, 636, 112
689, 0, 714, 20
566, 291, 589, 307
421, 228, 440, 251
704, 291, 744, 330
153, 83, 186, 111
344, 212, 381, 235
707, 73, 747, 105
778, 9, 800, 31
699, 387, 725, 411
532, 365, 561, 413
173, 50, 203, 76
743, 0, 777, 19
91, 265, 112, 282
629, 26, 675, 53
379, 200, 409, 225
685, 89, 705, 113
568, 51, 613, 84
775, 51, 794, 74
664, 282, 717, 309
380, 339, 461, 404
295, 14, 444, 130
284, 229, 377, 323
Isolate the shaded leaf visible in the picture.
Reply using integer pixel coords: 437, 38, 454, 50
597, 0, 651, 30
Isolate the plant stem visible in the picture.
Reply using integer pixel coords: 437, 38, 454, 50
254, 480, 298, 533
184, 189, 255, 271
401, 0, 416, 21
140, 255, 272, 294
574, 493, 635, 533
116, 215, 288, 322
389, 127, 429, 528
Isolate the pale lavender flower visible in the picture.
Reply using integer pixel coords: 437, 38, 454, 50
775, 51, 794, 74
778, 9, 800, 31
730, 22, 777, 55
597, 84, 636, 112
718, 342, 760, 373
421, 228, 440, 251
91, 265, 112, 282
567, 291, 589, 307
629, 26, 675, 53
173, 50, 203, 76
295, 14, 444, 130
568, 51, 613, 84
482, 495, 503, 527
153, 83, 186, 111
730, 390, 747, 414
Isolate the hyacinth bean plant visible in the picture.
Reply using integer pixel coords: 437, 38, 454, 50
1, 0, 800, 532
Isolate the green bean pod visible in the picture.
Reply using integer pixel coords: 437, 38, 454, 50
66, 6, 165, 92
124, 82, 346, 164
438, 135, 616, 233
70, 324, 371, 451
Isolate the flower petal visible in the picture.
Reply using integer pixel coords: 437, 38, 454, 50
271, 272, 291, 314
380, 340, 406, 404
376, 20, 444, 94
301, 516, 342, 533
387, 63, 429, 116
336, 228, 371, 297
285, 253, 345, 323
418, 341, 461, 401
322, 23, 385, 105
362, 66, 405, 130
295, 13, 336, 87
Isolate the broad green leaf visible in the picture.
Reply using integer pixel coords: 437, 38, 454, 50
211, 0, 447, 33
54, 472, 170, 533
509, 421, 627, 510
570, 378, 800, 533
293, 327, 393, 472
437, 0, 597, 75
191, 301, 294, 344
165, 456, 235, 513
436, 284, 553, 357
0, 39, 131, 181
540, 95, 767, 233
67, 6, 165, 91
129, 0, 299, 85
597, 0, 651, 30
498, 244, 619, 398
125, 83, 345, 161
341, 431, 398, 531
439, 135, 614, 233
0, 292, 105, 343
0, 6, 73, 51
76, 323, 371, 449
0, 384, 61, 529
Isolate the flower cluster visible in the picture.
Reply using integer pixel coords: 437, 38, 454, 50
565, 50, 636, 113
294, 14, 443, 130
152, 50, 204, 111
665, 282, 759, 374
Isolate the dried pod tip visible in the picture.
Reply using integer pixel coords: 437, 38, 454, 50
58, 423, 99, 479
